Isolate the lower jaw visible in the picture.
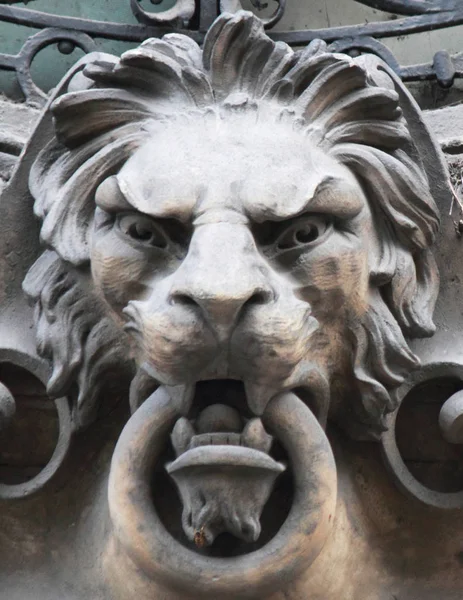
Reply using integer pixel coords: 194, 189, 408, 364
108, 384, 337, 598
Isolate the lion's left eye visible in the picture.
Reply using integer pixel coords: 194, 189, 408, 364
275, 216, 330, 252
117, 214, 168, 249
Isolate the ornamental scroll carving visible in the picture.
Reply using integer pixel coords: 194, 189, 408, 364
1, 8, 463, 600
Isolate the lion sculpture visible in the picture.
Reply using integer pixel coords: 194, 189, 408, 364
23, 12, 439, 440
16, 8, 445, 598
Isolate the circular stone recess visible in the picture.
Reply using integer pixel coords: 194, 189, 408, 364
0, 349, 72, 499
382, 364, 463, 509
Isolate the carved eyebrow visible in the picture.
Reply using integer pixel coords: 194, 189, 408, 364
247, 175, 364, 223
314, 176, 336, 192
304, 176, 338, 209
95, 176, 133, 212
304, 176, 365, 220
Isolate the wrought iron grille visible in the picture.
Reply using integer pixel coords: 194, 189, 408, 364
0, 0, 462, 105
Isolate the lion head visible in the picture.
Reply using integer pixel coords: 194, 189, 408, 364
23, 12, 439, 446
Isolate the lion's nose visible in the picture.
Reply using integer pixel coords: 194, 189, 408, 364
171, 284, 272, 329
169, 223, 273, 333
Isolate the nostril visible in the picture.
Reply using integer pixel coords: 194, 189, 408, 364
171, 293, 198, 308
247, 289, 273, 306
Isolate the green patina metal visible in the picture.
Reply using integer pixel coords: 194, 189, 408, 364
0, 0, 175, 98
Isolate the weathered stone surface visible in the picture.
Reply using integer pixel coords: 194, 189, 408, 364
425, 104, 463, 152
0, 98, 39, 189
0, 9, 462, 600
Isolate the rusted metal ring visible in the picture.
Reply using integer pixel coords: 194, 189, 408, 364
109, 388, 337, 597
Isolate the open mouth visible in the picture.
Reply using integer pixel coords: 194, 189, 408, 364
179, 379, 258, 419
170, 382, 273, 456
133, 361, 326, 425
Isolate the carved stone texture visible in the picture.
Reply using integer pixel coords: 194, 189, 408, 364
0, 98, 39, 186
0, 8, 455, 600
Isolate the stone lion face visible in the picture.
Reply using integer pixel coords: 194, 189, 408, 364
24, 12, 440, 437
90, 117, 376, 422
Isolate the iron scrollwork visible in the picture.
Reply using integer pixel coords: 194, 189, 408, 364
130, 0, 196, 27
0, 0, 462, 104
0, 28, 96, 106
354, 0, 458, 15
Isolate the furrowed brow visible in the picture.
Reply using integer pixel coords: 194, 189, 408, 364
306, 176, 365, 220
246, 175, 365, 222
95, 176, 133, 212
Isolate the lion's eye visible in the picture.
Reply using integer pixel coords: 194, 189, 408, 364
275, 216, 329, 252
117, 214, 168, 249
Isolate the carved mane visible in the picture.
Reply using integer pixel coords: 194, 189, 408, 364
24, 11, 440, 437
22, 251, 132, 429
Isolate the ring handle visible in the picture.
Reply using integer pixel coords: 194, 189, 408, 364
109, 387, 337, 598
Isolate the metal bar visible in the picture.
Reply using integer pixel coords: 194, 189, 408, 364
0, 0, 463, 97
271, 9, 463, 44
1, 4, 463, 47
401, 52, 463, 83
353, 0, 454, 16
0, 5, 202, 43
0, 53, 17, 70
199, 0, 219, 32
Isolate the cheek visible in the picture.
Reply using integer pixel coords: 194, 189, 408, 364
90, 229, 167, 311
291, 234, 370, 321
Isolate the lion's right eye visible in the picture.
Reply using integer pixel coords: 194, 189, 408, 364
117, 214, 168, 249
273, 215, 331, 254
